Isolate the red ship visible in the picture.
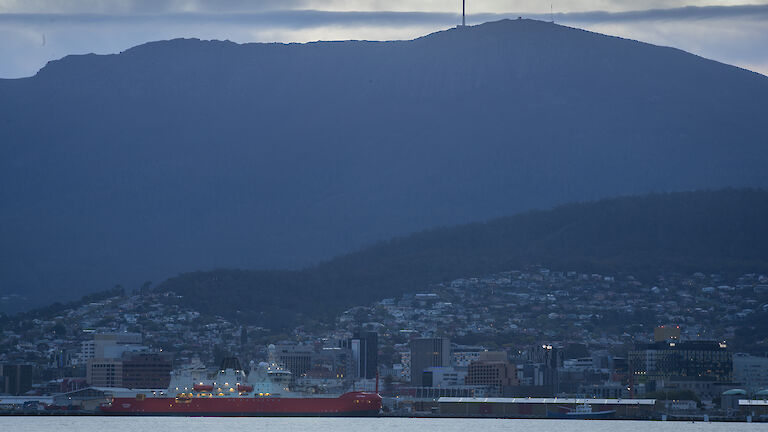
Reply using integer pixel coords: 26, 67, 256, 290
100, 357, 381, 416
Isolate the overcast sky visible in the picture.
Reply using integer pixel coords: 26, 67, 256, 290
1, 1, 767, 78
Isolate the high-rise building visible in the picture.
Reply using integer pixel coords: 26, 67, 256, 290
410, 338, 451, 386
339, 331, 378, 379
0, 364, 33, 395
352, 331, 378, 379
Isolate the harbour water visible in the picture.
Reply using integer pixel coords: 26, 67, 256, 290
0, 417, 765, 431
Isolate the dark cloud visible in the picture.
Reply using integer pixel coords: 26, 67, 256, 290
0, 10, 456, 27
545, 4, 768, 23
0, 0, 311, 14
1, 4, 767, 28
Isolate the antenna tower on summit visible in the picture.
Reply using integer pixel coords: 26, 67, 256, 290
462, 0, 466, 27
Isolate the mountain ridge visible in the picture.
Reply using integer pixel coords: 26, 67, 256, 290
1, 19, 767, 311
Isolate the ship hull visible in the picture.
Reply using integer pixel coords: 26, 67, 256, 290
100, 391, 381, 417
101, 410, 380, 417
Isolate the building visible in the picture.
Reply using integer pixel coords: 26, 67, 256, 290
93, 332, 143, 358
52, 388, 111, 411
530, 344, 563, 369
422, 366, 467, 387
86, 358, 123, 387
465, 352, 518, 396
345, 331, 378, 379
78, 340, 95, 364
654, 325, 681, 342
629, 341, 733, 393
514, 345, 563, 396
400, 350, 411, 382
452, 345, 485, 367
437, 397, 657, 419
85, 332, 149, 387
579, 382, 630, 399
733, 353, 768, 392
121, 352, 173, 389
0, 364, 34, 395
275, 344, 314, 377
410, 338, 451, 386
312, 347, 352, 379
722, 388, 747, 411
740, 399, 768, 417
516, 363, 556, 388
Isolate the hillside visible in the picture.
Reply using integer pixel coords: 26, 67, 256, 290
157, 189, 768, 329
2, 19, 768, 309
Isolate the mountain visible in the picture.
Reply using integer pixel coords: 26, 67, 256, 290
1, 19, 768, 309
157, 189, 768, 329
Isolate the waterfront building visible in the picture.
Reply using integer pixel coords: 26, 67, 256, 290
437, 397, 657, 419
722, 388, 747, 411
629, 340, 733, 393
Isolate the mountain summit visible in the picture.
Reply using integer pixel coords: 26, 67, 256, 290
1, 19, 767, 308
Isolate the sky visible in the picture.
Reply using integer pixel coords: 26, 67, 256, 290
0, 1, 767, 78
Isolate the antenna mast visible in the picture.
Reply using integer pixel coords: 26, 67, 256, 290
462, 0, 466, 27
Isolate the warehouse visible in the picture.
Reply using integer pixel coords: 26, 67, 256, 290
438, 397, 657, 419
